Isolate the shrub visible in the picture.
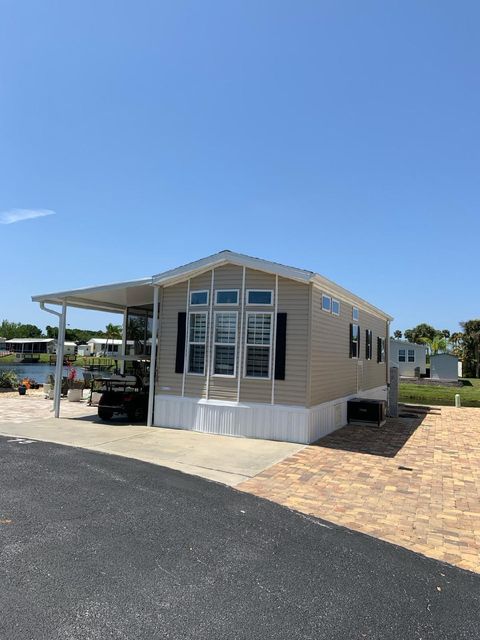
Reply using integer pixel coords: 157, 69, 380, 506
0, 370, 19, 389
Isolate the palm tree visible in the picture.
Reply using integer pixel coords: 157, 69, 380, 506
420, 334, 448, 356
393, 330, 402, 340
104, 323, 122, 357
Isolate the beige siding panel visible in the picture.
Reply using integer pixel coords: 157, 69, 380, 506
156, 282, 188, 396
273, 278, 309, 406
308, 288, 387, 406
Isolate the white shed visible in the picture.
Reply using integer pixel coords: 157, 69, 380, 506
389, 339, 427, 377
430, 353, 459, 381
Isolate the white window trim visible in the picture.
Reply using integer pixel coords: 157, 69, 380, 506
212, 310, 238, 378
215, 289, 239, 306
245, 289, 274, 306
322, 294, 332, 313
186, 311, 207, 376
352, 306, 359, 322
332, 298, 340, 316
190, 289, 209, 306
244, 311, 273, 380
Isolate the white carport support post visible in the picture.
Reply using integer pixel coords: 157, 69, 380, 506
53, 302, 67, 418
147, 286, 159, 427
39, 301, 67, 418
120, 308, 128, 374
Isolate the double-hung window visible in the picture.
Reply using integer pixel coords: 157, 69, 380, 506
188, 313, 207, 375
245, 313, 272, 378
332, 299, 340, 316
398, 348, 406, 362
352, 307, 359, 322
213, 312, 237, 376
408, 349, 415, 363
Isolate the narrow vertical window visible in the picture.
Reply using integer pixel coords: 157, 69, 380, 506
408, 349, 415, 363
352, 307, 359, 321
365, 329, 372, 360
213, 312, 237, 376
350, 323, 360, 358
398, 348, 406, 362
188, 313, 207, 374
322, 295, 332, 312
245, 313, 272, 378
377, 337, 386, 363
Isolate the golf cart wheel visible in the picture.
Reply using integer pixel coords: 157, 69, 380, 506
98, 407, 114, 421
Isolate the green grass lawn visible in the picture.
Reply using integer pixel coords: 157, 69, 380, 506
399, 378, 480, 408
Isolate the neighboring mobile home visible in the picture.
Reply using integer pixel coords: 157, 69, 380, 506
86, 338, 135, 356
389, 338, 427, 377
33, 251, 392, 443
5, 338, 55, 354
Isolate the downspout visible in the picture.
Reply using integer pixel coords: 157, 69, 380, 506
147, 286, 160, 427
39, 301, 67, 418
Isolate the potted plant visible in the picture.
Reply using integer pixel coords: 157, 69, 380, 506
66, 367, 82, 402
18, 378, 30, 395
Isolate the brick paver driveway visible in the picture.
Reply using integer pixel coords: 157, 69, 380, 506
240, 406, 480, 574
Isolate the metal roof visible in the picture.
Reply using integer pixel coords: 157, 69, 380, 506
32, 250, 392, 321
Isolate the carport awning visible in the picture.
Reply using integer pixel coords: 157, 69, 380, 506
32, 277, 155, 313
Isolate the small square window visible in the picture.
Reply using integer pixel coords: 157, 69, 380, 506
352, 307, 359, 321
332, 299, 340, 316
215, 290, 238, 305
322, 295, 332, 312
247, 290, 273, 305
190, 290, 209, 306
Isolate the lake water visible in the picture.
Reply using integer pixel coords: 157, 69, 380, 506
0, 363, 84, 383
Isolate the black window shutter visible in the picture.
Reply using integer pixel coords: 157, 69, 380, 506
175, 312, 187, 374
365, 329, 369, 359
377, 336, 381, 363
349, 323, 353, 358
357, 325, 360, 356
274, 313, 287, 380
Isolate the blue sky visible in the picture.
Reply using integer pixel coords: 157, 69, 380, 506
1, 1, 478, 334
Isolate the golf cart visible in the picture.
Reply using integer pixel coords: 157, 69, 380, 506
96, 356, 149, 422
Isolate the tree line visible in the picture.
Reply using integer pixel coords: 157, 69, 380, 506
393, 321, 480, 378
0, 319, 120, 344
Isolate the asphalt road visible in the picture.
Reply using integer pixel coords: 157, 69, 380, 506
0, 436, 479, 640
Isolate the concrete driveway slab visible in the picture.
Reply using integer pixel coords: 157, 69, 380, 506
0, 407, 303, 486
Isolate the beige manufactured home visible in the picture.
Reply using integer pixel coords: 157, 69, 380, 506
33, 251, 392, 444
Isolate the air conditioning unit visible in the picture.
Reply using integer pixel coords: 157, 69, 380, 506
347, 398, 386, 427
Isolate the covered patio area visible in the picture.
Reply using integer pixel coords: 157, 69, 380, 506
32, 276, 160, 425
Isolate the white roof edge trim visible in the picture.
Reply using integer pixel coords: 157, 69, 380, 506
31, 277, 153, 303
312, 276, 393, 322
152, 250, 313, 286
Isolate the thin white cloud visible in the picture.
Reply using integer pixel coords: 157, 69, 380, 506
0, 208, 56, 225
